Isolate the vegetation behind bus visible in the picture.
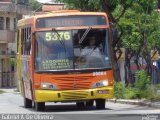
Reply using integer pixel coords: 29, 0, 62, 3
114, 70, 160, 100
13, 0, 41, 11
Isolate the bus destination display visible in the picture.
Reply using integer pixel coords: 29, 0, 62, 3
37, 16, 107, 28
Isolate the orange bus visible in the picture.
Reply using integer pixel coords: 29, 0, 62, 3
17, 10, 114, 111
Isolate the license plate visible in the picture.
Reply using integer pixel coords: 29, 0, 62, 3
97, 90, 109, 94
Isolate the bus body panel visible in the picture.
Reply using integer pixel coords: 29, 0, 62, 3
34, 70, 114, 102
21, 55, 33, 100
35, 70, 113, 89
17, 22, 35, 100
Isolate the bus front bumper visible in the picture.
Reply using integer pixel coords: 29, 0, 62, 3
35, 86, 113, 102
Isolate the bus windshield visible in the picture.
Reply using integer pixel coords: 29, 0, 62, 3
35, 29, 111, 71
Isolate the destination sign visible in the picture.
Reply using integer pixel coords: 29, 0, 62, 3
36, 16, 107, 28
42, 59, 70, 70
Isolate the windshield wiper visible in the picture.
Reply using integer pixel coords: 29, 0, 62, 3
52, 28, 66, 48
79, 27, 92, 44
52, 28, 67, 55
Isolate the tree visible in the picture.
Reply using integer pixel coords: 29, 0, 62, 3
11, 0, 16, 3
17, 0, 29, 4
54, 0, 101, 11
17, 0, 41, 11
28, 0, 42, 11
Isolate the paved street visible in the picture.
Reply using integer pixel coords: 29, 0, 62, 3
0, 89, 159, 120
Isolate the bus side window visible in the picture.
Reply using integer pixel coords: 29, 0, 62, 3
22, 27, 32, 55
25, 27, 28, 55
26, 27, 31, 55
23, 28, 26, 55
24, 28, 27, 55
25, 27, 31, 55
21, 28, 24, 55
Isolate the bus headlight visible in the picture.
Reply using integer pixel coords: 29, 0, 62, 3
92, 80, 109, 88
40, 82, 58, 90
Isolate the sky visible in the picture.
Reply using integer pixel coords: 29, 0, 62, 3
37, 0, 51, 3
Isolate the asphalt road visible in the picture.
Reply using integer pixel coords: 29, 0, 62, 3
0, 89, 160, 120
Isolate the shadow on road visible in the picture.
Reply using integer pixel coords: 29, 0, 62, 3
20, 104, 112, 113
46, 104, 111, 112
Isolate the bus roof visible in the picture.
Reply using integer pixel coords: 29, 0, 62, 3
17, 10, 108, 28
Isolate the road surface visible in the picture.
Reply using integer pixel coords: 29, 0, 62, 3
0, 89, 159, 120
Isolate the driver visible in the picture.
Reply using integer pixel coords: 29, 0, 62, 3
75, 36, 104, 68
81, 36, 102, 58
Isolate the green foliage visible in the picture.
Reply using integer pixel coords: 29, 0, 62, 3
144, 85, 160, 101
55, 0, 101, 11
135, 70, 151, 90
28, 0, 42, 11
12, 0, 16, 3
114, 82, 126, 99
156, 84, 160, 89
114, 70, 155, 99
149, 84, 160, 101
55, 0, 134, 13
0, 90, 5, 94
16, 0, 42, 11
131, 70, 151, 99
114, 82, 154, 99
17, 0, 29, 4
114, 82, 137, 99
117, 5, 160, 52
136, 86, 153, 99
10, 58, 17, 66
123, 86, 137, 99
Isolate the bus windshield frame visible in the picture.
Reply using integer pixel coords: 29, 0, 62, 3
34, 28, 112, 73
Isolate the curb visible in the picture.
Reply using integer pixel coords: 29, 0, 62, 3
107, 99, 160, 109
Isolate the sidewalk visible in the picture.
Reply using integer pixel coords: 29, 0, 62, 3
0, 87, 19, 93
107, 99, 160, 109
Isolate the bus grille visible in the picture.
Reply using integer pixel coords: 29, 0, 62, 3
61, 91, 89, 100
55, 76, 93, 90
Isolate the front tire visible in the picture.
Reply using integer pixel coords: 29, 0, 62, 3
24, 98, 32, 108
95, 99, 105, 109
86, 100, 94, 107
76, 102, 85, 108
35, 102, 45, 111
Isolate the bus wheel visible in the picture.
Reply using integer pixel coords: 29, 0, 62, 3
76, 102, 85, 108
24, 98, 32, 108
95, 99, 105, 109
86, 100, 94, 107
35, 102, 45, 111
